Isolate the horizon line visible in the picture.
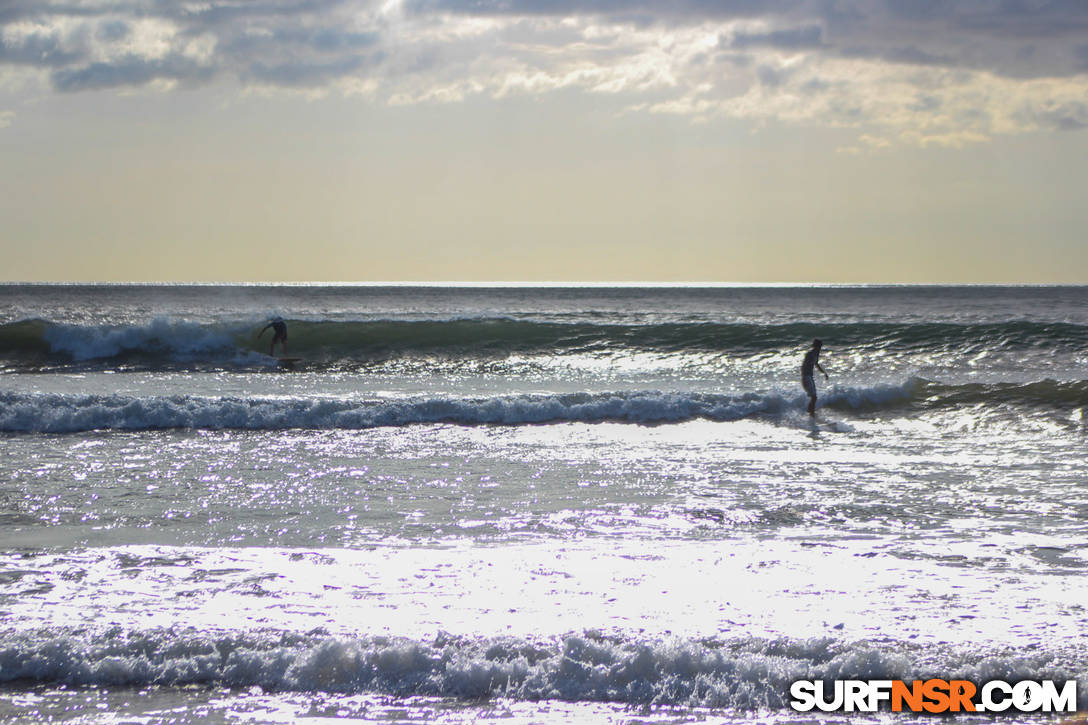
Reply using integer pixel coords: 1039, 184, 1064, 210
2, 280, 1086, 288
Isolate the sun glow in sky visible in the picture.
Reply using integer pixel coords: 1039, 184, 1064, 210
1, 0, 1087, 283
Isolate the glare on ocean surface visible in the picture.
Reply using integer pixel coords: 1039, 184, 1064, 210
3, 285, 1088, 721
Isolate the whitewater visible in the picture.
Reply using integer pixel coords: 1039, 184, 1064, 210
1, 284, 1087, 723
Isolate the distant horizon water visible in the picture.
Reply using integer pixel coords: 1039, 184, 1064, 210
6, 280, 1087, 287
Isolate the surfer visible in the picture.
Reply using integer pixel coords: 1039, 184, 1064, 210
258, 317, 288, 356
801, 338, 828, 416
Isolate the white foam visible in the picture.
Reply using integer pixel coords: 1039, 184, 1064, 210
0, 628, 1083, 709
42, 317, 242, 362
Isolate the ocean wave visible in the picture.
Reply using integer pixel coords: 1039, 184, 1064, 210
2, 317, 1087, 369
918, 378, 1088, 409
1, 380, 1082, 434
0, 385, 916, 433
0, 627, 1083, 709
0, 318, 261, 369
42, 317, 242, 362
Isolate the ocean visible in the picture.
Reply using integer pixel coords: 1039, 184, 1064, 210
0, 283, 1086, 723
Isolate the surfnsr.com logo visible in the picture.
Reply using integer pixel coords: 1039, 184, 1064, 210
790, 679, 1078, 713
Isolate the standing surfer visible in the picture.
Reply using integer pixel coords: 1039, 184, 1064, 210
802, 338, 828, 416
258, 317, 288, 357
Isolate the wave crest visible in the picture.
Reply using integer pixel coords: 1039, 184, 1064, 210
3, 317, 1087, 370
3, 379, 1083, 433
0, 384, 912, 433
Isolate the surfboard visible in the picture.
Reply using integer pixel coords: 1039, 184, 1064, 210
276, 357, 302, 368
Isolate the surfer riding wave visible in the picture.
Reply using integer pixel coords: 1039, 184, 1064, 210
258, 317, 288, 357
802, 338, 829, 416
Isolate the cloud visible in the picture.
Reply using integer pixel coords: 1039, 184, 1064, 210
0, 19, 87, 68
246, 55, 370, 87
401, 0, 799, 20
0, 110, 13, 128
51, 54, 216, 92
728, 24, 823, 50
2, 0, 1088, 146
1013, 96, 1088, 131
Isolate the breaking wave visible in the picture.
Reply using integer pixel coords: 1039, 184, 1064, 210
2, 379, 1083, 433
0, 385, 915, 433
2, 317, 1087, 370
0, 627, 1084, 709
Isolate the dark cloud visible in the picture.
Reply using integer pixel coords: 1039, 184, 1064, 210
51, 55, 216, 92
839, 45, 955, 68
0, 1, 109, 23
0, 0, 382, 92
309, 28, 379, 52
406, 0, 1088, 78
909, 94, 941, 113
729, 24, 822, 50
222, 27, 379, 56
0, 0, 1086, 145
946, 0, 1088, 39
0, 30, 85, 68
753, 64, 780, 86
824, 1, 1088, 77
405, 0, 791, 16
1016, 99, 1088, 131
799, 76, 831, 93
154, 0, 355, 25
96, 20, 131, 42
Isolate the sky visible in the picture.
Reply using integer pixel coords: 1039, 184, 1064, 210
1, 0, 1087, 283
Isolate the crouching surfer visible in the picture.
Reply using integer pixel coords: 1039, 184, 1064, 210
258, 317, 288, 357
